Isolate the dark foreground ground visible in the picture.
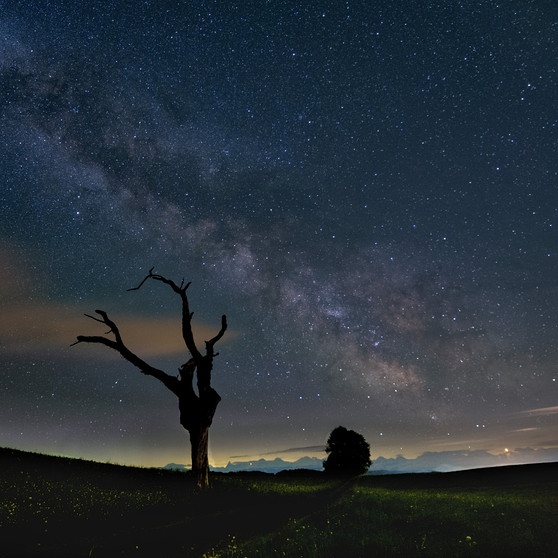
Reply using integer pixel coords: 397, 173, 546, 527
1, 447, 557, 557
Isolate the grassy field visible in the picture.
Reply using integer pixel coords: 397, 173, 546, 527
1, 447, 556, 557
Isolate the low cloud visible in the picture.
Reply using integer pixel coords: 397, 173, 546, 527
264, 445, 326, 455
0, 301, 230, 357
519, 406, 558, 417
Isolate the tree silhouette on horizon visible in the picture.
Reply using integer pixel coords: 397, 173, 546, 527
323, 426, 371, 476
72, 268, 227, 489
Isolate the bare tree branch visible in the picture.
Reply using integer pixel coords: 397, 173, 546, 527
126, 266, 157, 292
72, 309, 179, 394
127, 266, 191, 296
205, 314, 228, 356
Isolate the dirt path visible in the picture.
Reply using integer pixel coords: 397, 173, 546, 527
82, 479, 355, 558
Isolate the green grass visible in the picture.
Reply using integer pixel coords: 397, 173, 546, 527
219, 470, 340, 495
1, 447, 557, 558
205, 468, 558, 558
0, 472, 171, 525
222, 483, 556, 558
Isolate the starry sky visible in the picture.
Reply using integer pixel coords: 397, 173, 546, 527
1, 1, 557, 469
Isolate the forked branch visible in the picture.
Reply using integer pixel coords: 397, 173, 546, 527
126, 268, 227, 362
127, 266, 191, 296
206, 314, 228, 357
72, 310, 174, 389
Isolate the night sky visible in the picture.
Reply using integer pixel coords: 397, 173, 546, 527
1, 1, 557, 469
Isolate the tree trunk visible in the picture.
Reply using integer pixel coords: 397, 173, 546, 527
178, 369, 220, 489
189, 426, 210, 489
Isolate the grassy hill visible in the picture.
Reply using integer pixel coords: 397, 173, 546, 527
1, 447, 557, 557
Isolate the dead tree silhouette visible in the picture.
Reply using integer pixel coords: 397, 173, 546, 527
72, 268, 227, 488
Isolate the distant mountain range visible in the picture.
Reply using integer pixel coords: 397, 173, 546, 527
369, 448, 558, 474
164, 447, 558, 474
164, 456, 323, 474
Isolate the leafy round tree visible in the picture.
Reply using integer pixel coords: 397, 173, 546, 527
323, 426, 372, 476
